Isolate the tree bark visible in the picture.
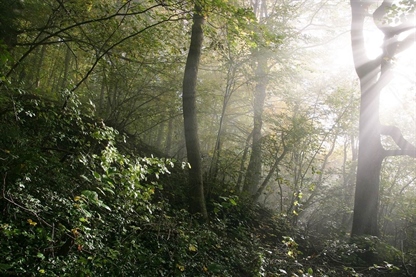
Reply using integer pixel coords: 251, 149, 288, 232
182, 4, 208, 220
350, 0, 387, 237
60, 46, 72, 90
242, 0, 270, 198
341, 135, 358, 232
243, 53, 268, 196
164, 115, 174, 156
237, 131, 253, 191
350, 0, 416, 237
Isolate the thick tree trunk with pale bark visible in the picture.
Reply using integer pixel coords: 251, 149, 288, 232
182, 5, 208, 220
350, 0, 416, 237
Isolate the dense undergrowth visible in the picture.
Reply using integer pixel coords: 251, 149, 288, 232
1, 90, 415, 276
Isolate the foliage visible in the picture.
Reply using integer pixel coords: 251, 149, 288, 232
0, 89, 175, 275
2, 91, 412, 276
0, 0, 415, 275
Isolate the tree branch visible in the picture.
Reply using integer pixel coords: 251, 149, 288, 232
5, 2, 183, 79
373, 0, 416, 37
63, 14, 186, 109
381, 125, 416, 158
253, 133, 288, 202
351, 0, 373, 79
396, 29, 416, 54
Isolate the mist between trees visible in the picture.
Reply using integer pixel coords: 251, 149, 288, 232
0, 0, 415, 276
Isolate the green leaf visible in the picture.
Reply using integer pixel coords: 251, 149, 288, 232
0, 263, 12, 271
98, 201, 112, 211
188, 244, 198, 252
82, 190, 99, 203
93, 171, 101, 180
229, 198, 237, 206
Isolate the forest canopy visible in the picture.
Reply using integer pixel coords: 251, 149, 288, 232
0, 0, 415, 276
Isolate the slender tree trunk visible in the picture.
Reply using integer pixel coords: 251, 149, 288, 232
60, 46, 72, 90
243, 53, 268, 196
164, 115, 174, 156
182, 4, 208, 220
156, 120, 165, 150
98, 64, 107, 116
252, 143, 287, 203
242, 0, 269, 198
341, 135, 358, 232
237, 131, 253, 191
208, 63, 235, 183
299, 131, 339, 215
34, 44, 47, 88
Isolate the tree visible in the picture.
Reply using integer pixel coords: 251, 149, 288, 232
242, 0, 292, 199
0, 0, 22, 49
350, 0, 416, 237
243, 50, 268, 196
182, 3, 208, 219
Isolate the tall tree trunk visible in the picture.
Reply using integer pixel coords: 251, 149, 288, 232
164, 115, 174, 156
156, 120, 165, 150
341, 135, 358, 232
34, 43, 47, 88
351, 78, 384, 236
350, 0, 388, 237
350, 0, 416, 237
182, 4, 208, 220
60, 46, 72, 90
237, 131, 253, 191
243, 53, 268, 196
242, 0, 269, 198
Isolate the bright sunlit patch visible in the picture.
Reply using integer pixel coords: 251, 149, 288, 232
361, 12, 416, 124
363, 26, 384, 60
380, 41, 416, 125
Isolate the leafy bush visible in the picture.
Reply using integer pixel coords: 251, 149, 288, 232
0, 89, 174, 276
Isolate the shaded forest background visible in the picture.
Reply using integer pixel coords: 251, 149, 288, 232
0, 0, 415, 276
